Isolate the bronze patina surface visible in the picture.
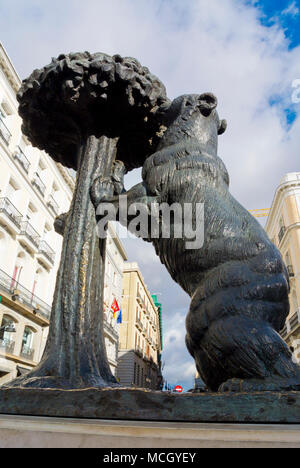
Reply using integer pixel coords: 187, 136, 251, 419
1, 52, 299, 420
0, 388, 299, 423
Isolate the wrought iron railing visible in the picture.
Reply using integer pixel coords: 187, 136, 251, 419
32, 172, 46, 196
0, 338, 15, 354
39, 240, 55, 265
47, 195, 59, 215
0, 198, 22, 229
0, 267, 51, 321
136, 318, 143, 330
0, 114, 11, 145
278, 226, 286, 244
289, 311, 299, 331
20, 345, 35, 361
20, 221, 41, 248
14, 147, 30, 173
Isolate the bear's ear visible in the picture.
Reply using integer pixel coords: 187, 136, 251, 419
198, 93, 218, 117
218, 119, 227, 135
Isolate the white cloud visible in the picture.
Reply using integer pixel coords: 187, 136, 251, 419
1, 0, 300, 389
282, 1, 299, 17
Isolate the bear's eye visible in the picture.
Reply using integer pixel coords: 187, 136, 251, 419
186, 100, 193, 107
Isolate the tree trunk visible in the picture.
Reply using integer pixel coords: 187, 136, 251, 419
7, 136, 118, 389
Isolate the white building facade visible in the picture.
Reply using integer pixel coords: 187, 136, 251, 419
103, 223, 128, 376
0, 43, 128, 383
0, 43, 73, 384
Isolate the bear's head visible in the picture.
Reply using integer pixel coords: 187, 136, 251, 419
157, 93, 227, 156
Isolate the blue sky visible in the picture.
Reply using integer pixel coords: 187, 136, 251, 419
254, 0, 300, 48
0, 0, 300, 391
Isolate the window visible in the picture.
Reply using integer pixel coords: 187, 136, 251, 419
0, 105, 12, 145
1, 101, 13, 116
0, 315, 15, 341
292, 290, 299, 313
11, 251, 26, 289
22, 327, 33, 350
6, 179, 19, 201
21, 326, 35, 360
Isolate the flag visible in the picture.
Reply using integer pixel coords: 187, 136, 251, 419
117, 309, 122, 324
111, 298, 120, 319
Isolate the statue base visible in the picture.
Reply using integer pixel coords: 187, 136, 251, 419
1, 414, 300, 448
0, 387, 299, 423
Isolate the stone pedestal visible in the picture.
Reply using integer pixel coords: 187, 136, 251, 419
0, 387, 299, 423
0, 415, 299, 448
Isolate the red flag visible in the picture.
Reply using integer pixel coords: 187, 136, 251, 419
111, 298, 120, 318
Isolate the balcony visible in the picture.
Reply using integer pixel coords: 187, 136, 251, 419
32, 173, 46, 197
14, 147, 30, 174
287, 265, 295, 278
0, 338, 15, 354
36, 240, 55, 269
0, 114, 11, 145
280, 309, 300, 340
47, 195, 59, 216
135, 346, 143, 358
278, 226, 286, 244
0, 268, 51, 321
136, 291, 143, 307
0, 198, 22, 235
135, 318, 143, 331
20, 345, 35, 361
103, 320, 119, 341
18, 221, 41, 253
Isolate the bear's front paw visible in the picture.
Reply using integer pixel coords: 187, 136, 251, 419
90, 177, 115, 208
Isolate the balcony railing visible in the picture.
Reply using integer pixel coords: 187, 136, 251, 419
136, 318, 143, 330
20, 221, 41, 248
135, 346, 143, 358
47, 195, 59, 215
280, 309, 300, 340
289, 311, 299, 330
103, 320, 119, 341
39, 240, 55, 265
0, 267, 51, 321
32, 173, 46, 197
0, 198, 22, 229
0, 338, 15, 354
278, 226, 286, 244
287, 265, 295, 278
20, 345, 35, 361
14, 147, 30, 173
0, 114, 11, 145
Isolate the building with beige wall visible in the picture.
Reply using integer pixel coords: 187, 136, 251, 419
117, 262, 163, 389
265, 172, 300, 364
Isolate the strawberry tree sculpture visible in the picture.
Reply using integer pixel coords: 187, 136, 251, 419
10, 52, 169, 389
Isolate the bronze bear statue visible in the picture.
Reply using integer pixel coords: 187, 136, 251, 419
93, 92, 300, 392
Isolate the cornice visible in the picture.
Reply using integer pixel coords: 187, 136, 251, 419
0, 43, 21, 94
265, 178, 300, 233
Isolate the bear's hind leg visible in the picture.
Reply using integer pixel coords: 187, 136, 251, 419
203, 315, 300, 392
